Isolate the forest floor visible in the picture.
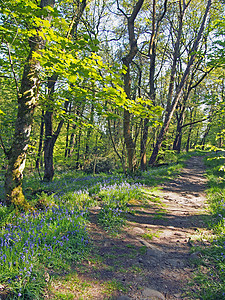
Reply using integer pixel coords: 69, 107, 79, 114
48, 156, 210, 300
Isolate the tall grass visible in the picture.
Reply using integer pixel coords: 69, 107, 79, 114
190, 152, 225, 299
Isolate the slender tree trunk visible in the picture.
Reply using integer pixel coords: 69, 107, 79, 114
65, 103, 72, 158
201, 123, 211, 147
76, 128, 82, 169
4, 0, 55, 206
43, 75, 70, 181
36, 110, 45, 179
43, 97, 67, 181
68, 104, 85, 157
85, 103, 94, 156
119, 0, 144, 173
173, 100, 187, 152
186, 124, 193, 152
65, 121, 70, 158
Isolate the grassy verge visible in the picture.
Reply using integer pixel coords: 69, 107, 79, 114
189, 151, 225, 299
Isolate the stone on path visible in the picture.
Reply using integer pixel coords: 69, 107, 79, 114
132, 227, 145, 234
138, 238, 165, 258
142, 288, 165, 299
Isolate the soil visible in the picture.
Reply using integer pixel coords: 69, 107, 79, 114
50, 156, 210, 299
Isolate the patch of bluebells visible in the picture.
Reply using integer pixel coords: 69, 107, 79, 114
97, 181, 143, 231
99, 181, 143, 205
43, 173, 127, 197
0, 204, 89, 297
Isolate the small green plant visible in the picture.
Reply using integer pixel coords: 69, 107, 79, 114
142, 229, 161, 240
103, 279, 127, 296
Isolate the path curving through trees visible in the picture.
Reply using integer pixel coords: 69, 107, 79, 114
49, 156, 210, 299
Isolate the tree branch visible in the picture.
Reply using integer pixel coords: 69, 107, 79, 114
130, 0, 145, 23
116, 0, 128, 19
190, 66, 214, 90
157, 0, 168, 25
0, 134, 9, 157
181, 116, 210, 129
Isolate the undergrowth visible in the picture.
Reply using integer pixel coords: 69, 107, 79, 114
0, 151, 188, 298
189, 151, 225, 299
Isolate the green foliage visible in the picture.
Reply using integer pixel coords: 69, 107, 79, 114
189, 152, 225, 299
97, 182, 143, 232
0, 152, 191, 297
137, 163, 182, 186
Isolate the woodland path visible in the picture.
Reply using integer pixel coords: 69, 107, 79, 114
50, 156, 209, 299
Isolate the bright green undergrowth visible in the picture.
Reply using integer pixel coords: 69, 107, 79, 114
190, 151, 225, 299
0, 154, 187, 298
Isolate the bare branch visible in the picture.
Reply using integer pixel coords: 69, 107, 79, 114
0, 75, 13, 79
116, 0, 128, 19
190, 66, 214, 90
181, 116, 210, 129
157, 0, 168, 26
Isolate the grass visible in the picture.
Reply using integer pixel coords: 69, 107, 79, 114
141, 229, 161, 240
0, 152, 186, 298
188, 151, 225, 299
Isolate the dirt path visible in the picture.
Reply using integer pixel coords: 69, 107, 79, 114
50, 156, 210, 299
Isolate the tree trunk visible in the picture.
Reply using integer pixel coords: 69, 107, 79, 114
4, 0, 55, 206
186, 124, 193, 152
76, 128, 82, 169
36, 110, 45, 179
68, 103, 85, 157
119, 0, 144, 173
173, 102, 186, 152
65, 120, 70, 159
85, 103, 94, 156
201, 123, 211, 148
65, 103, 72, 158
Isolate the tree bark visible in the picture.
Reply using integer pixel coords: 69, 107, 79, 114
173, 111, 185, 153
119, 0, 144, 172
43, 74, 69, 181
65, 103, 72, 158
36, 110, 45, 179
186, 123, 194, 152
85, 103, 94, 156
4, 0, 55, 206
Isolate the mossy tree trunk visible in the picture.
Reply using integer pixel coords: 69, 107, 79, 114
4, 0, 55, 207
5, 37, 44, 207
